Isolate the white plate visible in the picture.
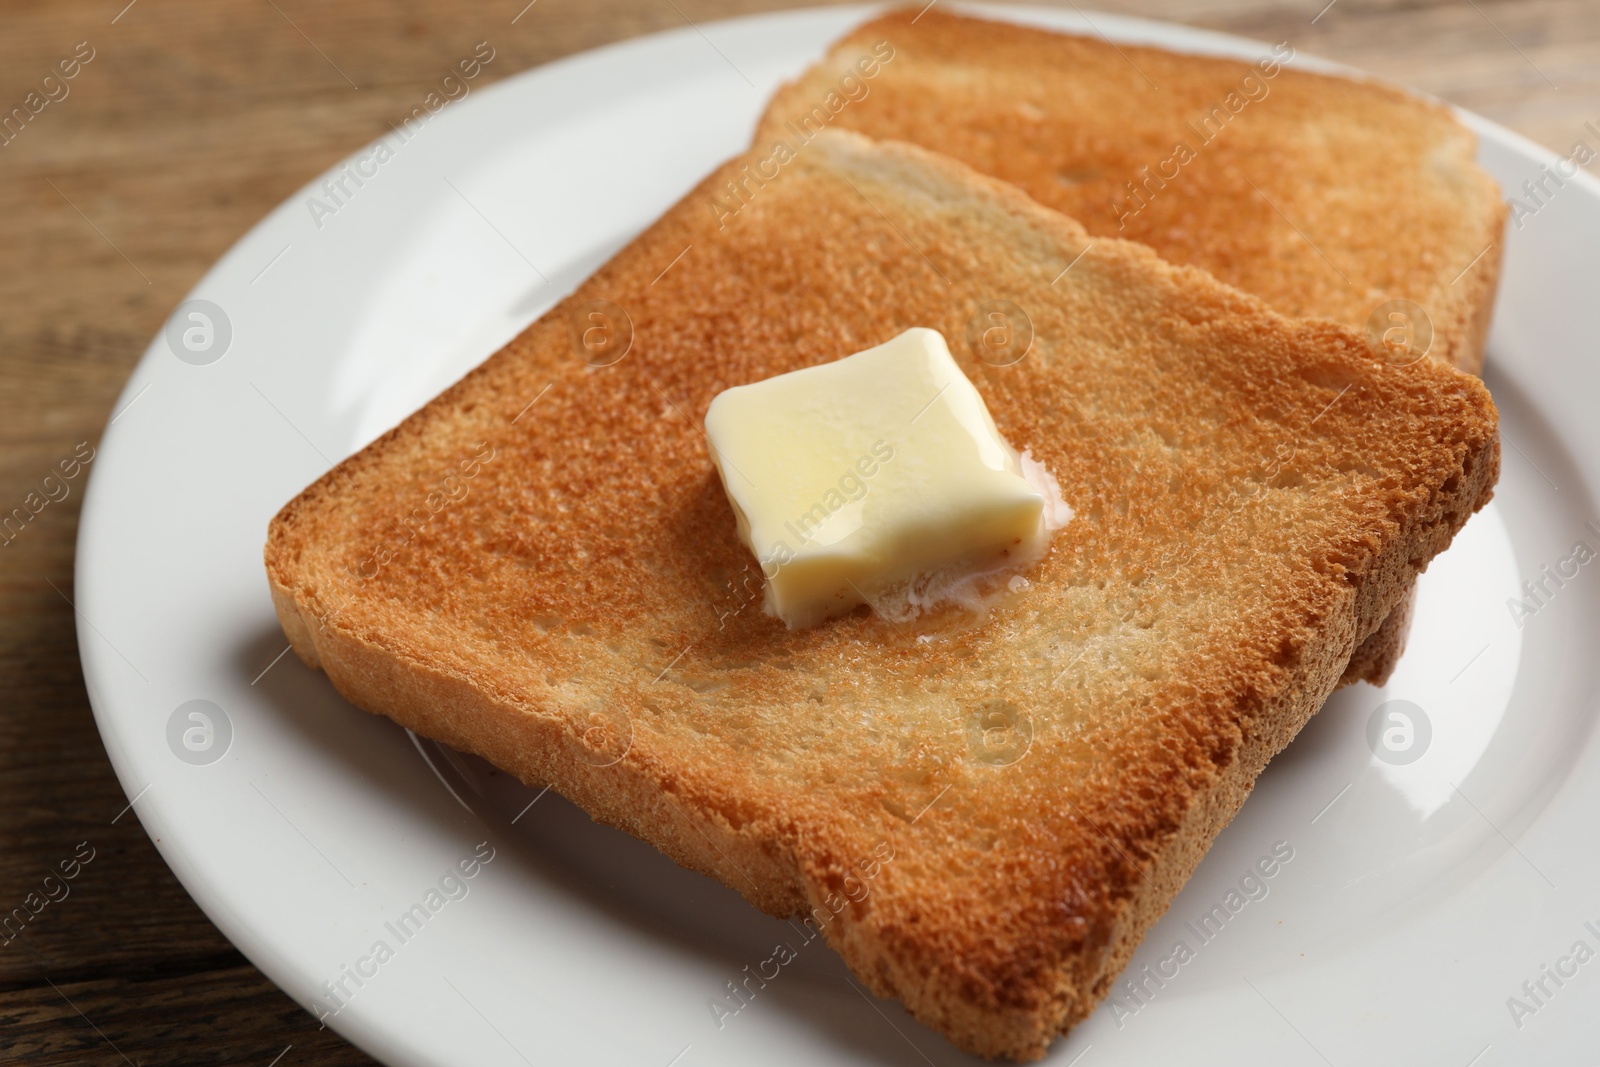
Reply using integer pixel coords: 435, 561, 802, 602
77, 5, 1600, 1065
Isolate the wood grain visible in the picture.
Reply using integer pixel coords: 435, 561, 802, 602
0, 0, 1592, 1062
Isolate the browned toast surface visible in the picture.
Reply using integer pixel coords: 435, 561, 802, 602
758, 8, 1506, 375
265, 130, 1498, 1060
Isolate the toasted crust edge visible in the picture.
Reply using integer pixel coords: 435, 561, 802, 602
1340, 582, 1416, 686
268, 575, 813, 918
1444, 211, 1507, 375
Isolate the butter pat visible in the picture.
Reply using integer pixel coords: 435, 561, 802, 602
704, 327, 1068, 628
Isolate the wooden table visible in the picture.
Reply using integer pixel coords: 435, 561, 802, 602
1, 0, 1593, 1062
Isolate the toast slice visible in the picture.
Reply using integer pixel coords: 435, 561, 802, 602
759, 8, 1506, 374
757, 8, 1509, 684
265, 130, 1498, 1060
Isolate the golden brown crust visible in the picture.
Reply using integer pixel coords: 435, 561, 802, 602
1341, 582, 1416, 685
266, 130, 1498, 1060
1446, 226, 1507, 376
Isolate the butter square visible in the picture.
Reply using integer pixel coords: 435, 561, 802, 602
704, 328, 1057, 628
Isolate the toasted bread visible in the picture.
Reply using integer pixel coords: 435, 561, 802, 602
759, 8, 1506, 374
759, 7, 1507, 684
265, 130, 1498, 1060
